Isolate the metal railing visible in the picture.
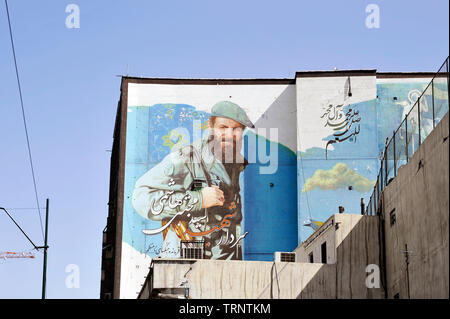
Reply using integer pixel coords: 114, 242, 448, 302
365, 57, 449, 216
180, 240, 205, 259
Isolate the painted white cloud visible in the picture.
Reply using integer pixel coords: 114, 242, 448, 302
302, 162, 375, 193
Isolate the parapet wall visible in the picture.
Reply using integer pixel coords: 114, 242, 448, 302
382, 112, 449, 298
149, 259, 335, 299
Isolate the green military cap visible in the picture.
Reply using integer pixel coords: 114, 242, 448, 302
211, 101, 255, 128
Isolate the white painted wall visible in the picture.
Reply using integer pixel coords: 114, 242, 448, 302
296, 75, 376, 152
120, 242, 152, 299
128, 83, 297, 151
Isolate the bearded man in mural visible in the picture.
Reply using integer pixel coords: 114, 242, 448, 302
132, 101, 255, 260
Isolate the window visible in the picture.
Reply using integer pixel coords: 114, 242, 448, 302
182, 247, 203, 259
309, 252, 314, 263
321, 242, 327, 264
280, 252, 296, 262
390, 209, 396, 226
180, 240, 205, 259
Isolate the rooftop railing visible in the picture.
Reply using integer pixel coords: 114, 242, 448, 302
365, 57, 449, 216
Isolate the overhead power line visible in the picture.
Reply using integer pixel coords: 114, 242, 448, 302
4, 0, 44, 241
4, 207, 47, 210
0, 207, 40, 250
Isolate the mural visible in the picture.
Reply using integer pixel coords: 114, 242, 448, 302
119, 77, 444, 297
132, 101, 251, 260
120, 82, 300, 297
297, 79, 434, 242
123, 101, 298, 264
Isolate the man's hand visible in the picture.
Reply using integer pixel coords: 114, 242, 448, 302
201, 185, 225, 208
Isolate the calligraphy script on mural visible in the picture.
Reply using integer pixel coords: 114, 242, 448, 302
321, 104, 361, 159
141, 178, 246, 252
142, 179, 198, 235
144, 242, 180, 256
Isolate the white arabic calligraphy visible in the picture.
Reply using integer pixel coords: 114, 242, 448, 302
143, 179, 198, 235
322, 105, 362, 159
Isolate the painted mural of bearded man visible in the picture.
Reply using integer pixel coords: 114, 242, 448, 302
132, 101, 254, 260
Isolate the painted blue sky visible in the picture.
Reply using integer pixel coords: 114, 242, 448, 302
0, 0, 448, 298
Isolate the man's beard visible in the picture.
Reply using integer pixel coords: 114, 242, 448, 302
207, 134, 242, 164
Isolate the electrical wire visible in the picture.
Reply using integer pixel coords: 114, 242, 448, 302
4, 208, 46, 210
4, 0, 44, 241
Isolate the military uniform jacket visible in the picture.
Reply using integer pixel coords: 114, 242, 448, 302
132, 137, 247, 260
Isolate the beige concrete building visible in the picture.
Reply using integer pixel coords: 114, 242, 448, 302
138, 213, 385, 299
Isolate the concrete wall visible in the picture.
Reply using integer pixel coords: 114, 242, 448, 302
333, 214, 384, 299
148, 259, 337, 299
143, 213, 385, 299
382, 112, 449, 299
295, 214, 384, 299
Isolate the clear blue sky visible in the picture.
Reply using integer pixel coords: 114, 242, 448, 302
0, 0, 448, 299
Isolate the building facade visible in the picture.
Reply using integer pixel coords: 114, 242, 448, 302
100, 65, 449, 299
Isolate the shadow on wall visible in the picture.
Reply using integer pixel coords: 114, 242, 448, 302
243, 85, 299, 261
295, 216, 385, 299
252, 85, 297, 152
381, 112, 449, 299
